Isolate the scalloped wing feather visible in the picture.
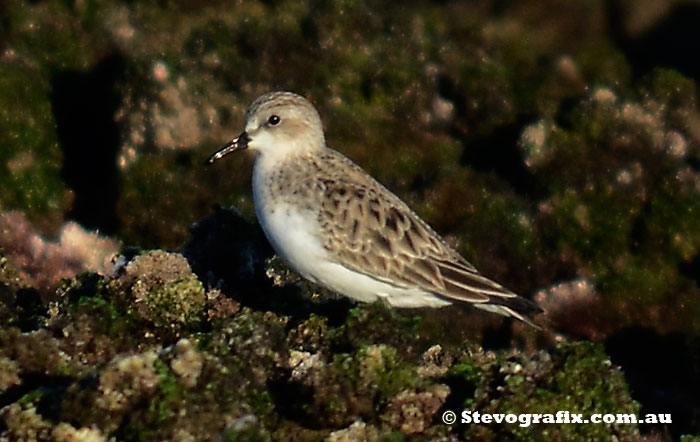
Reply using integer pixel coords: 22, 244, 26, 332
307, 149, 541, 325
317, 156, 515, 304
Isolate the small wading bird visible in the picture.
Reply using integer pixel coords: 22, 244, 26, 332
208, 92, 542, 327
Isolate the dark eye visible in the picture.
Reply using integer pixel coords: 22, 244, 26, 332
268, 115, 281, 125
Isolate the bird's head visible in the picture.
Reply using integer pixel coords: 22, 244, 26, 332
207, 91, 326, 164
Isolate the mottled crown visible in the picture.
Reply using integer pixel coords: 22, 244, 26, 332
246, 91, 321, 124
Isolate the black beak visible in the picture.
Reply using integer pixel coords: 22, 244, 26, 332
206, 132, 250, 164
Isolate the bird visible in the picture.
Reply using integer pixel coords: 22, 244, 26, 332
207, 91, 542, 327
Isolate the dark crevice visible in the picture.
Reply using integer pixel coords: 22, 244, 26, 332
679, 253, 700, 290
605, 328, 700, 438
453, 116, 546, 200
0, 374, 75, 413
267, 375, 319, 428
606, 0, 700, 81
51, 53, 125, 234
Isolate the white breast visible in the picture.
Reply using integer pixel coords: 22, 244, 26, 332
252, 156, 327, 283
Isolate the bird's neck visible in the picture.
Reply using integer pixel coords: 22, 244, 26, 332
254, 144, 320, 177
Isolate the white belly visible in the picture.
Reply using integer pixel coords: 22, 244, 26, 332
252, 159, 450, 308
254, 201, 448, 307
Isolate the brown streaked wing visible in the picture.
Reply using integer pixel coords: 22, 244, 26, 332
317, 175, 515, 304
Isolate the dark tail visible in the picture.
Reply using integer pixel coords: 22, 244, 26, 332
473, 295, 543, 328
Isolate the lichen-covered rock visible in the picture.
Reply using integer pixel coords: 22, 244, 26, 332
516, 70, 700, 338
219, 414, 272, 442
95, 351, 159, 414
49, 273, 142, 366
0, 254, 30, 294
0, 356, 21, 393
417, 345, 453, 379
169, 338, 204, 388
325, 420, 380, 442
0, 328, 79, 379
0, 404, 53, 442
534, 278, 607, 340
458, 342, 641, 441
52, 423, 108, 442
110, 250, 206, 332
288, 314, 329, 353
0, 258, 662, 441
286, 343, 425, 428
207, 308, 289, 388
204, 288, 241, 320
382, 384, 451, 435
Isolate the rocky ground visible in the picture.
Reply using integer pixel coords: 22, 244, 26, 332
1, 0, 700, 440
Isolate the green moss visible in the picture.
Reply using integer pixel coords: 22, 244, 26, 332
0, 0, 109, 219
57, 273, 146, 350
378, 432, 408, 442
107, 251, 207, 335
5, 1, 95, 69
207, 308, 289, 387
118, 359, 183, 442
330, 303, 427, 355
645, 68, 698, 110
646, 176, 700, 263
333, 344, 422, 413
288, 314, 329, 353
575, 43, 632, 91
140, 277, 206, 329
521, 70, 700, 330
72, 295, 133, 338
0, 62, 67, 217
248, 389, 275, 418
154, 359, 181, 423
448, 362, 481, 383
17, 389, 44, 408
551, 343, 634, 409
464, 342, 640, 441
